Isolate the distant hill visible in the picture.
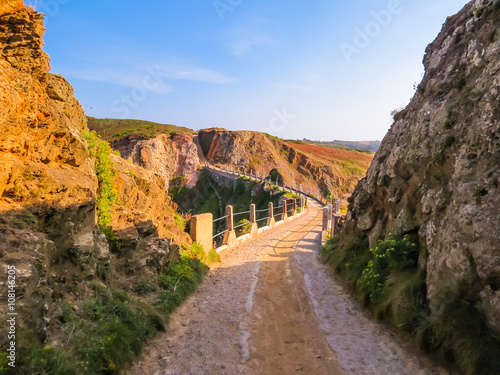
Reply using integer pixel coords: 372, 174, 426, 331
87, 117, 191, 141
304, 139, 381, 152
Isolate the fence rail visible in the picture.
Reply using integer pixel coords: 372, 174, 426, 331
191, 162, 341, 253
201, 161, 335, 205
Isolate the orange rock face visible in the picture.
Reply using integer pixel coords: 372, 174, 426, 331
0, 0, 24, 16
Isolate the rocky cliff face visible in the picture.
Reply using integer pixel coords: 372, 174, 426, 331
112, 132, 199, 188
0, 1, 100, 282
341, 0, 500, 330
198, 128, 371, 199
0, 2, 183, 351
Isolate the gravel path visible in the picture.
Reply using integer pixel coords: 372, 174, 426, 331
129, 204, 452, 375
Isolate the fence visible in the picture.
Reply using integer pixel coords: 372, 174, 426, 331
190, 197, 306, 253
321, 202, 346, 242
201, 162, 332, 205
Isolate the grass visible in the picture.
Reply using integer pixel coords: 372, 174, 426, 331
5, 241, 213, 375
87, 117, 191, 142
83, 131, 118, 229
322, 233, 500, 374
12, 285, 166, 374
306, 140, 379, 154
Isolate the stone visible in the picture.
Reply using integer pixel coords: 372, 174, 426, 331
339, 0, 500, 332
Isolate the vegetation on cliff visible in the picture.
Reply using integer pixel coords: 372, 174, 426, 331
2, 243, 211, 375
323, 234, 500, 375
83, 131, 119, 229
325, 1, 500, 374
87, 117, 191, 142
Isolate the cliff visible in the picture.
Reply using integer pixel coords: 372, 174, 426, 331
332, 0, 500, 372
198, 128, 372, 200
0, 3, 187, 371
87, 118, 200, 188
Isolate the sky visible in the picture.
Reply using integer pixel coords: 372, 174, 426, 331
30, 0, 469, 141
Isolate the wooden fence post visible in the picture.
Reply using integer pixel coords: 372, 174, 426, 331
250, 204, 258, 236
223, 205, 237, 246
267, 202, 276, 227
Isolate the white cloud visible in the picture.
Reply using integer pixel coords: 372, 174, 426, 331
228, 33, 274, 57
155, 64, 235, 84
275, 83, 318, 92
53, 61, 235, 92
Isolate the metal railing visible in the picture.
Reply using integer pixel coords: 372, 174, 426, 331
191, 162, 342, 250
202, 161, 336, 205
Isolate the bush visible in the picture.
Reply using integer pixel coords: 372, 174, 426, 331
83, 131, 118, 228
174, 213, 187, 232
208, 249, 221, 263
154, 255, 208, 314
356, 233, 418, 302
322, 232, 500, 374
235, 219, 252, 236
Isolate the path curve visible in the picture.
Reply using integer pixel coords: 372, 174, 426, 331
129, 204, 452, 375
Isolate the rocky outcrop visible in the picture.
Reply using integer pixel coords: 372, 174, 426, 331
198, 128, 369, 197
111, 132, 199, 188
0, 2, 184, 350
0, 2, 100, 273
110, 154, 189, 254
341, 0, 500, 330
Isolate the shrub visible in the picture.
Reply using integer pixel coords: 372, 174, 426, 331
174, 213, 187, 232
235, 219, 252, 236
322, 232, 500, 374
357, 233, 419, 302
154, 256, 208, 314
234, 180, 246, 195
83, 131, 118, 228
180, 242, 206, 263
208, 249, 221, 263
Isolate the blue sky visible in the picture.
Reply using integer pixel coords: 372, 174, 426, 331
31, 0, 468, 141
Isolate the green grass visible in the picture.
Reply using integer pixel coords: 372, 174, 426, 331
153, 252, 208, 315
83, 131, 118, 229
6, 245, 211, 375
322, 233, 500, 374
87, 117, 191, 142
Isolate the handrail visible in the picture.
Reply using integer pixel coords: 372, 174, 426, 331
213, 229, 230, 239
203, 161, 333, 206
213, 215, 229, 223
233, 210, 252, 216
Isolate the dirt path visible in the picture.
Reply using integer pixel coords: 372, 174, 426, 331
129, 205, 452, 375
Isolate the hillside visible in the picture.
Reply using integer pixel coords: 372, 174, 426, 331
305, 139, 381, 152
85, 120, 373, 210
87, 117, 191, 141
198, 128, 373, 205
325, 1, 500, 373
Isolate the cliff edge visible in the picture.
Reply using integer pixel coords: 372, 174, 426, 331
333, 0, 500, 371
